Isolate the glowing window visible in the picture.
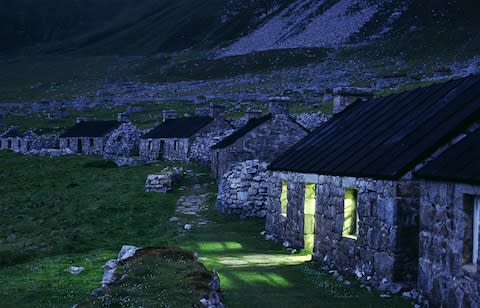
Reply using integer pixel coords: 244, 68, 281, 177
281, 180, 288, 216
343, 188, 358, 239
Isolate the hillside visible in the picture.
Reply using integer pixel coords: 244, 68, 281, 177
0, 0, 479, 104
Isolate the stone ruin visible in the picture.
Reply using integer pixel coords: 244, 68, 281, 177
145, 167, 184, 193
189, 129, 234, 165
216, 160, 271, 218
104, 122, 142, 160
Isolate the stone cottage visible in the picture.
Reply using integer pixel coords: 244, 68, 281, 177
139, 105, 233, 162
413, 128, 480, 307
0, 127, 37, 153
211, 100, 309, 179
59, 114, 127, 155
265, 74, 480, 293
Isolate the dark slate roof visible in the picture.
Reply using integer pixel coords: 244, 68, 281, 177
0, 127, 22, 138
414, 128, 480, 184
142, 116, 213, 139
212, 114, 272, 149
269, 75, 480, 179
60, 121, 121, 138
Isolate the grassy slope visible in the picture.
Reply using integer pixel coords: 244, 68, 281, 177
0, 152, 409, 307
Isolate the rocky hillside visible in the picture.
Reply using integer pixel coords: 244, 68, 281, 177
2, 0, 479, 58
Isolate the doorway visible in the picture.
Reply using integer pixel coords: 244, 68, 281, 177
304, 183, 316, 253
77, 139, 83, 154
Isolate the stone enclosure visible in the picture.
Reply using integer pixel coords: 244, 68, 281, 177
216, 160, 270, 218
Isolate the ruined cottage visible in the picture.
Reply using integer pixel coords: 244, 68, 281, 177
265, 75, 480, 294
0, 127, 37, 153
59, 114, 127, 155
414, 128, 480, 307
103, 121, 142, 160
139, 105, 233, 162
211, 100, 309, 179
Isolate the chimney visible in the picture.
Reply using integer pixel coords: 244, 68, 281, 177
76, 117, 89, 124
209, 104, 225, 122
246, 108, 262, 120
268, 97, 290, 117
162, 110, 177, 122
333, 87, 372, 114
117, 112, 129, 122
195, 108, 209, 116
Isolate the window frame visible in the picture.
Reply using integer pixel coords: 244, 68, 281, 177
342, 187, 359, 240
280, 179, 288, 217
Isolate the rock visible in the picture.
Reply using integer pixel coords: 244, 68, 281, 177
265, 234, 274, 241
282, 240, 290, 248
66, 266, 84, 275
118, 245, 138, 260
184, 224, 192, 230
145, 167, 184, 192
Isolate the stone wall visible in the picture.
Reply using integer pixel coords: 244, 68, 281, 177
211, 113, 308, 179
139, 138, 189, 161
265, 171, 420, 291
0, 131, 38, 153
104, 122, 142, 159
145, 167, 184, 193
418, 180, 480, 307
292, 112, 330, 131
190, 129, 234, 165
216, 160, 270, 218
59, 136, 105, 154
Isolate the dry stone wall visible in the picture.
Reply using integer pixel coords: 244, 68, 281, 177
104, 122, 142, 159
216, 160, 271, 218
189, 129, 234, 165
418, 180, 480, 307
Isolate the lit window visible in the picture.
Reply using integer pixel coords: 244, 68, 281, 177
281, 180, 288, 216
343, 188, 358, 239
463, 195, 479, 270
304, 183, 316, 252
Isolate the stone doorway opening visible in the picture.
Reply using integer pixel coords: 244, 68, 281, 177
304, 183, 316, 254
77, 139, 83, 154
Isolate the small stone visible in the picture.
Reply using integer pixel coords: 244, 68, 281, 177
282, 241, 290, 248
380, 294, 391, 299
260, 231, 266, 236
169, 216, 179, 222
184, 224, 192, 230
66, 266, 84, 275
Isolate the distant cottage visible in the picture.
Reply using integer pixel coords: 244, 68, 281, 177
59, 113, 128, 155
139, 105, 233, 162
0, 127, 37, 153
211, 100, 308, 179
265, 75, 480, 300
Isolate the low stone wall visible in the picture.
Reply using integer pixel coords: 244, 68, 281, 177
145, 167, 184, 192
216, 160, 270, 218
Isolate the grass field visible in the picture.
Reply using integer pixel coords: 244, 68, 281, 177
0, 151, 410, 307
